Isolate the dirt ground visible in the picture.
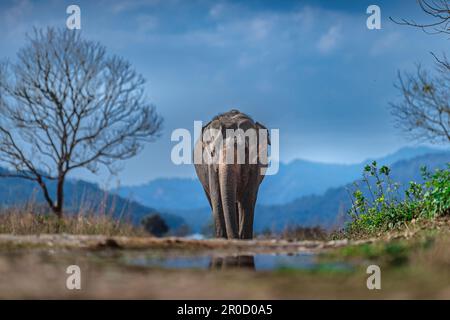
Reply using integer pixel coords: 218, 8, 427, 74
0, 233, 449, 299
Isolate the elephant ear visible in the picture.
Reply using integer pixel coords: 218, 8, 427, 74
255, 122, 270, 145
201, 120, 213, 133
200, 119, 214, 147
201, 119, 223, 161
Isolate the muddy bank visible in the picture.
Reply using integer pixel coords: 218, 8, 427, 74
0, 233, 448, 299
0, 234, 374, 253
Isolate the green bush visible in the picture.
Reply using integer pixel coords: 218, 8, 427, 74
422, 166, 450, 217
141, 213, 169, 237
346, 162, 449, 236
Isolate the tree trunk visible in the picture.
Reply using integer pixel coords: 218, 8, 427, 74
54, 175, 65, 219
37, 176, 58, 217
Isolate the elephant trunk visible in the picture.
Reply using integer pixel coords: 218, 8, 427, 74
219, 163, 239, 239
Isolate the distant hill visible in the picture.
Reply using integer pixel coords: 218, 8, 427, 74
1, 147, 448, 235
115, 146, 447, 209
253, 152, 450, 232
117, 177, 206, 211
162, 152, 450, 233
0, 168, 186, 230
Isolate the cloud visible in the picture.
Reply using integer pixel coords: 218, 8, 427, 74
0, 0, 33, 38
317, 25, 341, 54
108, 0, 160, 14
370, 32, 402, 56
136, 14, 159, 33
180, 15, 276, 48
292, 6, 316, 31
209, 3, 226, 19
248, 17, 273, 41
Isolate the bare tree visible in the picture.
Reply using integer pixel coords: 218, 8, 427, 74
0, 28, 162, 218
391, 65, 450, 143
390, 0, 450, 35
390, 1, 449, 143
391, 0, 449, 70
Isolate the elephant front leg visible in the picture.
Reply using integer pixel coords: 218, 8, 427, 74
208, 166, 226, 238
238, 194, 256, 239
210, 190, 226, 238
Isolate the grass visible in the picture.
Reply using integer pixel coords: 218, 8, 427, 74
259, 225, 329, 241
325, 216, 450, 267
341, 162, 450, 239
0, 205, 145, 236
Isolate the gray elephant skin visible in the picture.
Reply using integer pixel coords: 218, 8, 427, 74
194, 109, 270, 239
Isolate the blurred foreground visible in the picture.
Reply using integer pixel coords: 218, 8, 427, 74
0, 219, 449, 299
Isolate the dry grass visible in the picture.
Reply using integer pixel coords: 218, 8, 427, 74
259, 225, 330, 241
0, 205, 145, 236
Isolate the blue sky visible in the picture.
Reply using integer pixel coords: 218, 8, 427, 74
0, 0, 448, 186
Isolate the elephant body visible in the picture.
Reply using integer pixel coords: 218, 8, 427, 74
194, 110, 269, 239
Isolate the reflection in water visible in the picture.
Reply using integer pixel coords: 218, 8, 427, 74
122, 251, 353, 272
209, 255, 255, 270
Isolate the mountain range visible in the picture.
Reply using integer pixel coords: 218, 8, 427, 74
0, 167, 186, 230
115, 146, 447, 209
0, 146, 448, 234
160, 151, 450, 233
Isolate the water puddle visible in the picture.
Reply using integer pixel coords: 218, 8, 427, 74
123, 252, 354, 272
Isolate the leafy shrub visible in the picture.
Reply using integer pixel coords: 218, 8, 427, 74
422, 165, 450, 216
346, 162, 449, 236
141, 213, 169, 237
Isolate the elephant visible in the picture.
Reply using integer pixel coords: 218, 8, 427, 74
194, 109, 270, 239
